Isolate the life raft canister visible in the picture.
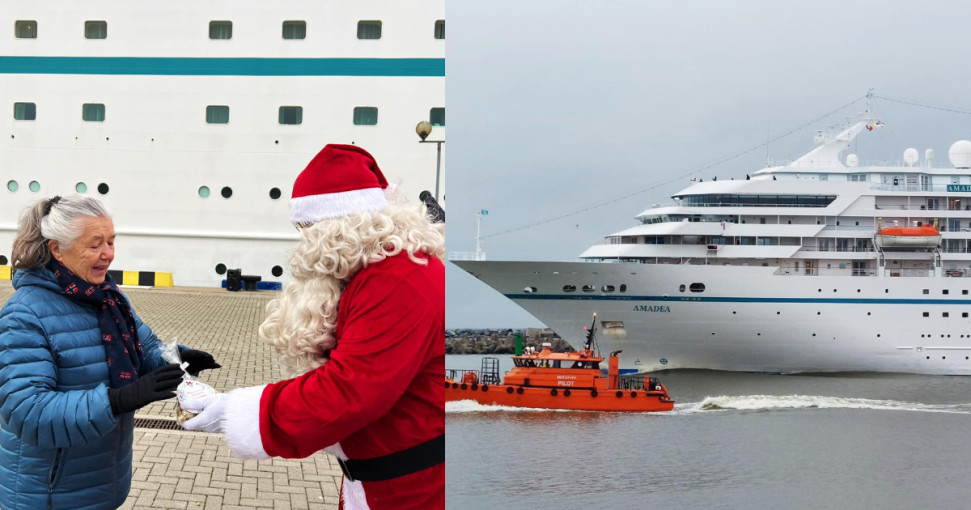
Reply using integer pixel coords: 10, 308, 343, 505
462, 372, 479, 385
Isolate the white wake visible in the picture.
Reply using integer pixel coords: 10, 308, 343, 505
446, 395, 971, 415
672, 394, 971, 415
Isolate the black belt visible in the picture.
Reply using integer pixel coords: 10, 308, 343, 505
337, 434, 444, 482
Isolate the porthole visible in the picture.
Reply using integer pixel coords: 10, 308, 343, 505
221, 186, 233, 199
199, 186, 211, 198
524, 286, 537, 293
619, 284, 627, 292
97, 183, 109, 194
689, 283, 705, 293
944, 289, 950, 295
601, 285, 615, 292
269, 187, 282, 200
28, 181, 40, 192
922, 312, 929, 317
272, 265, 283, 277
582, 285, 595, 292
75, 182, 87, 193
679, 284, 686, 292
215, 263, 227, 275
0, 255, 7, 265
562, 285, 576, 292
6, 180, 17, 192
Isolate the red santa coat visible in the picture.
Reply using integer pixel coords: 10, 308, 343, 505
220, 252, 444, 510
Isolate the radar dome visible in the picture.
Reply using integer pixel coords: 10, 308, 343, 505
846, 154, 859, 167
903, 148, 919, 166
949, 140, 971, 169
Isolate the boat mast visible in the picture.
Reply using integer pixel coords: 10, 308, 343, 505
583, 312, 599, 356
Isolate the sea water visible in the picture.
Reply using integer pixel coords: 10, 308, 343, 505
446, 355, 971, 509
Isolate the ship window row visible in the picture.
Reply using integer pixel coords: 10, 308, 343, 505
13, 102, 445, 127
14, 19, 445, 40
674, 194, 837, 207
923, 312, 971, 318
7, 179, 288, 202
559, 284, 628, 293
7, 180, 109, 195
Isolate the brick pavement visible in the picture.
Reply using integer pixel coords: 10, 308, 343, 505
0, 281, 342, 510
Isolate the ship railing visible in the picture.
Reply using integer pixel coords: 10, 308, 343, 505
774, 267, 820, 276
448, 251, 487, 261
874, 204, 971, 211
446, 368, 478, 381
802, 246, 875, 253
884, 269, 936, 277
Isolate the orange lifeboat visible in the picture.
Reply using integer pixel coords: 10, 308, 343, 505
445, 343, 674, 412
874, 225, 941, 248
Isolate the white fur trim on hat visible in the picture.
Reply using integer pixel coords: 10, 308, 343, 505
324, 443, 370, 510
290, 187, 388, 225
223, 385, 271, 460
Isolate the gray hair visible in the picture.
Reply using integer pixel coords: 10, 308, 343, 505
11, 195, 112, 270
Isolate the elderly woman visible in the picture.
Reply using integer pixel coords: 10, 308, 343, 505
0, 195, 219, 510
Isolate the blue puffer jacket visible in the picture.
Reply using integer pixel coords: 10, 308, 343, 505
0, 267, 167, 510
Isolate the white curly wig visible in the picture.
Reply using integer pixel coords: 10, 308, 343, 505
258, 199, 445, 377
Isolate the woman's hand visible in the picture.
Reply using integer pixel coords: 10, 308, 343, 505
180, 349, 222, 376
107, 363, 183, 415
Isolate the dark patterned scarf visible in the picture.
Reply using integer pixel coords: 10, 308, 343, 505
46, 259, 145, 388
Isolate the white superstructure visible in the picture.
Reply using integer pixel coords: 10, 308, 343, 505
0, 1, 445, 287
457, 117, 971, 375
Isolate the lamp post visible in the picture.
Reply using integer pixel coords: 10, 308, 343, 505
415, 120, 444, 202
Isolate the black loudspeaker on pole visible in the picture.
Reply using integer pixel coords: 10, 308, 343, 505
419, 191, 445, 224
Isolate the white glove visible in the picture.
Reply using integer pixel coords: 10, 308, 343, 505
180, 393, 227, 433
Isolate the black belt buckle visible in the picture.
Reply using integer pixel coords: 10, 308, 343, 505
337, 458, 356, 482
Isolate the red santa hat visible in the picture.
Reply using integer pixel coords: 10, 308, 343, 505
289, 144, 389, 225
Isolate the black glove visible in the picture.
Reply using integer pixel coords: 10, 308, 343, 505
180, 349, 222, 377
107, 363, 183, 415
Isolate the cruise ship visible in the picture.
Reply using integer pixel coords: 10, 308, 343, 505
0, 1, 444, 287
456, 116, 971, 375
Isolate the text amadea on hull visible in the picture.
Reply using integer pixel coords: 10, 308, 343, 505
457, 116, 971, 376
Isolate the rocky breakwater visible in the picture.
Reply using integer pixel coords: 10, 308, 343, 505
445, 327, 575, 355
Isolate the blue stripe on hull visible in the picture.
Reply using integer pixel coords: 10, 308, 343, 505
507, 294, 971, 305
0, 57, 445, 76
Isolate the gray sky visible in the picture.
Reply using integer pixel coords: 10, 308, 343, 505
445, 0, 971, 328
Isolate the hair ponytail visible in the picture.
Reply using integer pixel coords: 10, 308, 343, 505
11, 199, 52, 270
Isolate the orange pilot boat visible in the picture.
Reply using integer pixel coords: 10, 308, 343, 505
445, 316, 674, 412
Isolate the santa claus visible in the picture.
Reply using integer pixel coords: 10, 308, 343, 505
182, 144, 445, 510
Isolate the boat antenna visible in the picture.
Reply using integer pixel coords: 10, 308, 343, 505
583, 312, 599, 356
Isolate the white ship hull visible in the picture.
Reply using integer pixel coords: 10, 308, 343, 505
456, 260, 971, 376
0, 1, 444, 287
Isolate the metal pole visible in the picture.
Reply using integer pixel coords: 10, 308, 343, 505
475, 213, 481, 259
435, 141, 442, 201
